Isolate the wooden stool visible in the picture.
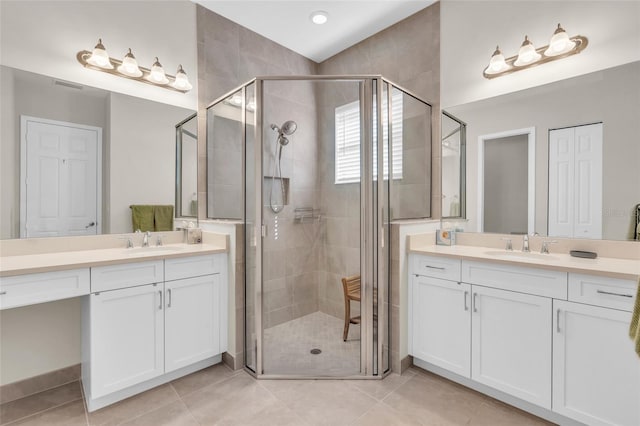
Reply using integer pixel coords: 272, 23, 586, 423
341, 275, 361, 341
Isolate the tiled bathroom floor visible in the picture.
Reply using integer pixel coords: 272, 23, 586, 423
0, 364, 554, 426
263, 311, 361, 376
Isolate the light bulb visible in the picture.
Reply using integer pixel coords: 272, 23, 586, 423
117, 48, 142, 77
148, 57, 169, 85
544, 24, 576, 57
485, 46, 509, 74
514, 36, 541, 66
87, 38, 113, 69
171, 65, 192, 91
310, 11, 328, 25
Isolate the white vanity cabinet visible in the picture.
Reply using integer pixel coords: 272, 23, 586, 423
88, 283, 165, 399
553, 274, 640, 426
83, 253, 228, 411
471, 285, 552, 408
409, 255, 471, 377
164, 255, 224, 373
409, 252, 640, 425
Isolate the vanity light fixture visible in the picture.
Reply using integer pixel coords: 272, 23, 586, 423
77, 39, 192, 93
483, 24, 588, 79
310, 10, 329, 25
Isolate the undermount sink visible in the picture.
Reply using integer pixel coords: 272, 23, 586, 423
123, 246, 185, 255
484, 250, 556, 261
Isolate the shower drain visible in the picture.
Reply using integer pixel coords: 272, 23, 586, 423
310, 348, 322, 355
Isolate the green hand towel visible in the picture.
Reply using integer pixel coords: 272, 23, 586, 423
131, 205, 155, 232
630, 277, 640, 358
154, 205, 174, 231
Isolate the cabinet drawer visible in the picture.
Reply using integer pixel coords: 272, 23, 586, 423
410, 254, 461, 282
0, 268, 90, 310
91, 260, 164, 293
462, 260, 567, 299
165, 254, 223, 281
568, 273, 637, 311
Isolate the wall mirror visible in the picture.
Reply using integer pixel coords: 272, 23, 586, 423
0, 65, 196, 239
446, 61, 640, 241
175, 113, 198, 218
441, 111, 466, 219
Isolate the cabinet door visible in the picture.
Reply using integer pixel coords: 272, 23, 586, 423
90, 284, 164, 398
165, 274, 221, 373
471, 286, 552, 409
411, 275, 471, 377
553, 300, 640, 426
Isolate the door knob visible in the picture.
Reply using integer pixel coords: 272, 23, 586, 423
85, 221, 96, 229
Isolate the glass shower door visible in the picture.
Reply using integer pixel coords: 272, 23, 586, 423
258, 78, 365, 377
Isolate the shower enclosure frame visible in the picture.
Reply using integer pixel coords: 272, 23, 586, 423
206, 75, 432, 379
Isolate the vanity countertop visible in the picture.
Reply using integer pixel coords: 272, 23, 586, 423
0, 243, 227, 277
410, 244, 640, 280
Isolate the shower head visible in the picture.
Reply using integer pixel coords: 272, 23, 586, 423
270, 120, 298, 146
280, 120, 297, 135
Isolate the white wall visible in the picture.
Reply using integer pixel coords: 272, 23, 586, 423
0, 0, 197, 110
108, 93, 193, 233
441, 0, 640, 108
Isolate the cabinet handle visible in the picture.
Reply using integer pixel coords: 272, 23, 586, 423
158, 290, 163, 310
473, 293, 478, 312
464, 291, 469, 311
556, 309, 561, 333
596, 289, 632, 298
167, 289, 172, 308
0, 291, 6, 295
425, 265, 445, 270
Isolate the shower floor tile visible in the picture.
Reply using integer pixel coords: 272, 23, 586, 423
263, 311, 361, 376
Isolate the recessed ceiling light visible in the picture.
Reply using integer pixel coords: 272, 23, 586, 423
310, 10, 328, 25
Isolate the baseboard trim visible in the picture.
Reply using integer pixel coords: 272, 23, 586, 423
0, 364, 81, 404
83, 355, 221, 412
412, 358, 582, 426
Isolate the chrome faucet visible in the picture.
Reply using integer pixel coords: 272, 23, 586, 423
142, 231, 151, 247
540, 240, 558, 254
522, 234, 530, 252
501, 237, 513, 251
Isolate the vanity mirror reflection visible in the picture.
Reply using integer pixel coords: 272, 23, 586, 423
443, 61, 640, 241
0, 66, 196, 239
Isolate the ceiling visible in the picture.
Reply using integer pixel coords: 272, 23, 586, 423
193, 0, 436, 62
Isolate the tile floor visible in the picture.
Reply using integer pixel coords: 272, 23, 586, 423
0, 363, 554, 425
263, 312, 361, 376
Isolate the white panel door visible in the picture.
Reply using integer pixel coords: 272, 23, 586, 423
471, 285, 552, 409
410, 275, 471, 377
548, 123, 602, 238
90, 283, 164, 399
21, 117, 101, 237
548, 127, 574, 238
165, 274, 220, 373
553, 300, 640, 426
573, 124, 602, 239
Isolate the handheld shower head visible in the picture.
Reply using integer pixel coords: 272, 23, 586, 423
280, 120, 297, 135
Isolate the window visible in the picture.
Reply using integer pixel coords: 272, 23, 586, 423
334, 92, 403, 184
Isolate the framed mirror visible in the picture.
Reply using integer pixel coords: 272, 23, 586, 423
0, 65, 196, 239
446, 61, 640, 241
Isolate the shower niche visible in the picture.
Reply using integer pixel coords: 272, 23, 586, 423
206, 76, 432, 378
